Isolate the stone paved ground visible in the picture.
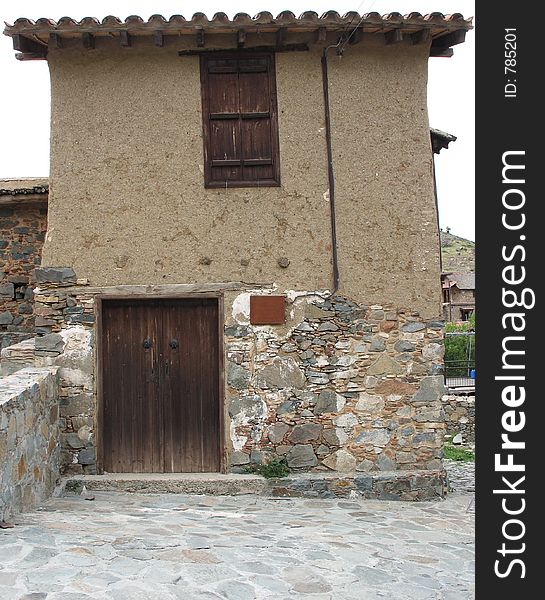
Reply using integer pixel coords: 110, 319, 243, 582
0, 471, 474, 600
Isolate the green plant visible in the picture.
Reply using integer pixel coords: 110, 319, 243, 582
444, 315, 476, 376
245, 458, 290, 479
443, 444, 475, 462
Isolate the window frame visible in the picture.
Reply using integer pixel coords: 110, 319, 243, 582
200, 51, 281, 189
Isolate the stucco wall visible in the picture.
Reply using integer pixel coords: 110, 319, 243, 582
45, 38, 440, 317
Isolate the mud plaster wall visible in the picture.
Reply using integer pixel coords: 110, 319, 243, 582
45, 37, 441, 318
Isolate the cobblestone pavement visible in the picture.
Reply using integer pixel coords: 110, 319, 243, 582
0, 476, 474, 600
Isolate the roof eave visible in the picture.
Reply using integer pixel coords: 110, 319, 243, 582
3, 11, 473, 61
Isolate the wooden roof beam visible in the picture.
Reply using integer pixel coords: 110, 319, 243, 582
348, 28, 363, 45
82, 32, 95, 49
314, 27, 326, 43
411, 29, 431, 45
385, 29, 403, 45
432, 29, 466, 49
12, 33, 47, 55
276, 28, 286, 46
119, 30, 131, 47
430, 47, 454, 58
153, 31, 164, 47
48, 32, 62, 48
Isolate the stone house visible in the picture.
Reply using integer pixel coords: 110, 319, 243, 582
3, 11, 472, 498
0, 179, 48, 350
441, 272, 475, 322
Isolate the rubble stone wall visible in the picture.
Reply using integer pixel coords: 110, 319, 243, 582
32, 271, 447, 482
0, 366, 60, 520
0, 201, 47, 349
441, 394, 475, 445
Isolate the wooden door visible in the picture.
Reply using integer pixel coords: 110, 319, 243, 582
100, 298, 221, 473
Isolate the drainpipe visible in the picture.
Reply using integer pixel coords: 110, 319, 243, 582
321, 46, 340, 296
431, 158, 443, 273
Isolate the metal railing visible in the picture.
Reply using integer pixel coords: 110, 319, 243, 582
444, 331, 475, 389
444, 359, 476, 388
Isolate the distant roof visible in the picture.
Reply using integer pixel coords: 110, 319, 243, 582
0, 178, 48, 196
430, 128, 457, 154
4, 11, 472, 61
443, 272, 475, 290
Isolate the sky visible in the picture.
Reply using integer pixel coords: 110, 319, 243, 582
0, 1, 475, 240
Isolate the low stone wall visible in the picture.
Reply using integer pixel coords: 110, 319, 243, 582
0, 337, 36, 376
0, 366, 60, 521
441, 393, 475, 445
64, 469, 446, 501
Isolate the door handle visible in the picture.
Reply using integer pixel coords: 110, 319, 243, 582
143, 338, 152, 349
169, 339, 179, 350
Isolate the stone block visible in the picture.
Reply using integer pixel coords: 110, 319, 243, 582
321, 449, 357, 472
230, 451, 250, 466
314, 389, 346, 414
410, 376, 447, 404
257, 357, 305, 389
0, 311, 14, 325
267, 423, 289, 444
0, 282, 15, 299
356, 428, 391, 447
400, 322, 426, 333
288, 423, 322, 444
34, 267, 77, 285
286, 445, 317, 468
227, 361, 251, 390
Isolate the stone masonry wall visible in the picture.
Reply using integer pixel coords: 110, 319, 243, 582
225, 293, 447, 474
441, 394, 475, 445
0, 366, 60, 521
0, 202, 47, 349
31, 271, 447, 481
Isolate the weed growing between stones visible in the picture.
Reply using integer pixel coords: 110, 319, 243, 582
443, 444, 475, 462
245, 458, 291, 478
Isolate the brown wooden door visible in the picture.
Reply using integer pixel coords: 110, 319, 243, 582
100, 298, 221, 473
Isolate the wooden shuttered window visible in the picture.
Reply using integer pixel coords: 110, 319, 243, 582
200, 52, 280, 188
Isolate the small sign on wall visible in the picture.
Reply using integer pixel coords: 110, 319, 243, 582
250, 295, 286, 325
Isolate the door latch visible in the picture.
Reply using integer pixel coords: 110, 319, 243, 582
143, 338, 152, 349
169, 339, 179, 350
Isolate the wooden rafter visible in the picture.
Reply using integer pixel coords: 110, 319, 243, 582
82, 32, 95, 49
119, 31, 131, 47
153, 31, 164, 47
411, 29, 431, 45
385, 29, 403, 45
12, 33, 47, 55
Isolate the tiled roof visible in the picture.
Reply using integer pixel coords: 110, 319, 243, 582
430, 128, 457, 154
4, 11, 472, 60
4, 11, 473, 31
0, 178, 48, 196
444, 272, 475, 290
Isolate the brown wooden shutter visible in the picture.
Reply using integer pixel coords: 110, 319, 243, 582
200, 52, 280, 188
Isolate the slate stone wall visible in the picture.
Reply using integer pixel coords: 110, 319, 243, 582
225, 294, 447, 474
32, 270, 446, 485
441, 394, 475, 445
0, 366, 60, 520
0, 202, 47, 349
